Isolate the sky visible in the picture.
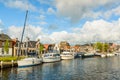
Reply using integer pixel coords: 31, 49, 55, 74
0, 0, 120, 45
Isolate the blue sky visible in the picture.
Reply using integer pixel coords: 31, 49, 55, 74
0, 0, 120, 44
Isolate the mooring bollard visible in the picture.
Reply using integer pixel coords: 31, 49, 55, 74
1, 61, 3, 69
11, 60, 14, 67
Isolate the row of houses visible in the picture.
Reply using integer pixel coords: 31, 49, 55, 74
0, 33, 119, 56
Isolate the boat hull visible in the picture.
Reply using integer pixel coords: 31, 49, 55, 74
101, 54, 106, 58
18, 58, 42, 67
106, 53, 115, 57
42, 57, 61, 62
60, 55, 74, 59
81, 53, 95, 58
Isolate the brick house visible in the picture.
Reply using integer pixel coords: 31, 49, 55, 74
13, 38, 41, 56
0, 33, 13, 56
59, 41, 70, 52
43, 44, 55, 53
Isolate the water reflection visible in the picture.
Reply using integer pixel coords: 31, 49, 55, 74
0, 56, 120, 80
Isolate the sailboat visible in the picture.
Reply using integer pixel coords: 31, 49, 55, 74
17, 10, 42, 67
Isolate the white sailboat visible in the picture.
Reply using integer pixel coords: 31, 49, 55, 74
18, 52, 42, 67
17, 10, 42, 67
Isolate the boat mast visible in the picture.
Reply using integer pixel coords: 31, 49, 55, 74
18, 10, 28, 56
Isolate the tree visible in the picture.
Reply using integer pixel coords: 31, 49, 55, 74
94, 42, 109, 53
4, 39, 9, 54
94, 42, 102, 52
104, 43, 109, 52
39, 44, 44, 57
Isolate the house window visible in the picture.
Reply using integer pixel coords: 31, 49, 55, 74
2, 42, 4, 47
2, 48, 4, 54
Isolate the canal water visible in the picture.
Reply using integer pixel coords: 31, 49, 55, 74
0, 56, 120, 80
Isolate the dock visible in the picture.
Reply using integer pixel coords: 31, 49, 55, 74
0, 61, 18, 69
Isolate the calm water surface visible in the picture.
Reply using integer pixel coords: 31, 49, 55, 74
0, 56, 120, 80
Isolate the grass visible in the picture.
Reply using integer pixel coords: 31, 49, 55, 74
0, 56, 26, 62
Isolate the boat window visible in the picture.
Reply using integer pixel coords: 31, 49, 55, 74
56, 54, 60, 56
27, 52, 37, 57
50, 54, 52, 56
53, 54, 60, 56
44, 55, 48, 57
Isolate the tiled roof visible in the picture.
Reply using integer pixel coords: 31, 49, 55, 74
23, 41, 37, 48
0, 33, 11, 40
43, 44, 50, 50
14, 40, 42, 48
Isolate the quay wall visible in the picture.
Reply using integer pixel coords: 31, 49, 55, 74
0, 62, 18, 69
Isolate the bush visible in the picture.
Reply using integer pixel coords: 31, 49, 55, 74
0, 56, 26, 62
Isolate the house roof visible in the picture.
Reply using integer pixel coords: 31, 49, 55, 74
27, 41, 37, 48
14, 40, 42, 48
0, 33, 11, 40
23, 41, 42, 48
43, 44, 50, 50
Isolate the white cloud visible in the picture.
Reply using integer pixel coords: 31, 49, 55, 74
7, 25, 43, 41
55, 0, 120, 22
113, 6, 120, 16
48, 24, 58, 30
76, 19, 120, 43
37, 35, 54, 44
38, 0, 54, 5
104, 6, 120, 19
47, 7, 56, 14
72, 28, 81, 32
38, 9, 45, 15
6, 19, 120, 45
7, 25, 56, 44
39, 21, 47, 25
0, 0, 36, 11
0, 19, 4, 32
0, 19, 2, 24
39, 15, 46, 20
48, 18, 120, 44
49, 31, 80, 44
7, 26, 22, 39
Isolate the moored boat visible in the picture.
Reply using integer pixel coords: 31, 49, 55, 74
94, 52, 102, 57
42, 53, 61, 62
60, 51, 74, 59
81, 52, 95, 58
106, 53, 115, 57
18, 52, 42, 67
17, 11, 42, 67
101, 54, 106, 58
76, 52, 85, 58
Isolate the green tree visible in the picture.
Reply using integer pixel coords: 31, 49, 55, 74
4, 39, 9, 54
39, 44, 44, 57
94, 42, 109, 53
94, 42, 102, 52
104, 43, 109, 52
